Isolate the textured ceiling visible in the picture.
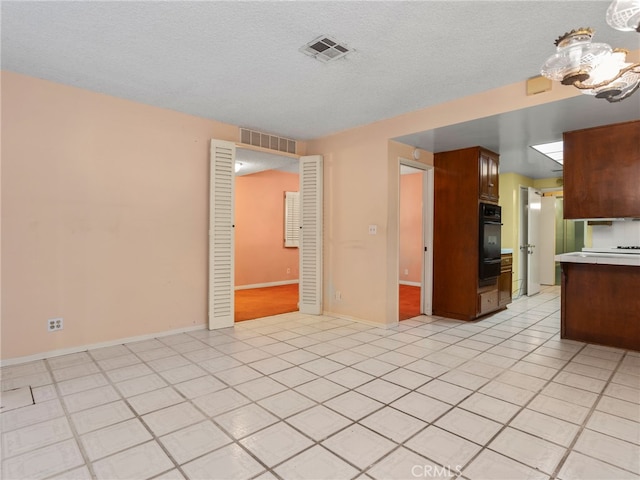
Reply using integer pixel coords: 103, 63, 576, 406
2, 1, 639, 179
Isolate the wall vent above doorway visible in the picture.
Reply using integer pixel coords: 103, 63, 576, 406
239, 128, 296, 154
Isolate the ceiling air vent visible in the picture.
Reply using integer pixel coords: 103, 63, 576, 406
239, 128, 296, 154
300, 35, 352, 63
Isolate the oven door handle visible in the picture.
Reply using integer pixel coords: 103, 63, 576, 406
484, 221, 503, 225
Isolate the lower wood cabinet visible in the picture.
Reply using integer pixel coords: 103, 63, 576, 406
560, 262, 640, 351
499, 253, 513, 308
478, 289, 499, 315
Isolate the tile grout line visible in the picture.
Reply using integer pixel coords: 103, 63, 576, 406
361, 298, 575, 478
549, 349, 636, 479
43, 355, 99, 480
90, 342, 193, 480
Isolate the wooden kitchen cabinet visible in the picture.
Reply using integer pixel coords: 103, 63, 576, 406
560, 262, 640, 351
563, 120, 640, 219
498, 253, 513, 308
433, 146, 502, 321
479, 150, 499, 202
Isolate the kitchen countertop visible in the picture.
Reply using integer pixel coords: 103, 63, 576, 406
501, 249, 513, 255
555, 251, 640, 267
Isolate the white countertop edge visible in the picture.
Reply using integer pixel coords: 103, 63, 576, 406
555, 252, 640, 267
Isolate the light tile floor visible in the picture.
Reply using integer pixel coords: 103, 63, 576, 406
1, 286, 639, 480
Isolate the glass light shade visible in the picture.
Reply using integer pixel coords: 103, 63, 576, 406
541, 30, 612, 85
607, 74, 640, 101
578, 50, 640, 101
606, 0, 640, 32
580, 50, 628, 91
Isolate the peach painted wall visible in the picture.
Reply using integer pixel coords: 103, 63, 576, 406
235, 170, 299, 286
1, 66, 584, 359
1, 71, 238, 360
399, 173, 423, 284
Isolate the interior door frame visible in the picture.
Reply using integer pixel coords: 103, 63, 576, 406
209, 141, 323, 329
399, 158, 434, 316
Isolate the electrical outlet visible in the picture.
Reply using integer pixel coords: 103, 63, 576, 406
47, 317, 63, 332
286, 267, 291, 274
368, 224, 377, 235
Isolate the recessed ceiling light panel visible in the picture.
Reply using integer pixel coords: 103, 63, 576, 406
531, 140, 564, 164
300, 35, 353, 63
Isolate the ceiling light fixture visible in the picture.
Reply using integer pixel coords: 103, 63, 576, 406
531, 141, 564, 164
606, 0, 640, 31
540, 1, 640, 103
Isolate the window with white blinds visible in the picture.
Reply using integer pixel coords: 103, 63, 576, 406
284, 191, 300, 248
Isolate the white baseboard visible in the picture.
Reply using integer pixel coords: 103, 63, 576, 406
235, 280, 299, 290
399, 281, 421, 287
0, 324, 207, 368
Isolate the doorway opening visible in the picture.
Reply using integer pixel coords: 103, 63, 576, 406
553, 196, 586, 284
210, 140, 326, 330
399, 159, 433, 320
234, 148, 300, 322
518, 185, 541, 297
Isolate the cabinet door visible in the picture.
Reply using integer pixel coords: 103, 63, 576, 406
498, 270, 512, 307
488, 155, 499, 201
478, 289, 499, 315
479, 151, 499, 202
564, 120, 640, 218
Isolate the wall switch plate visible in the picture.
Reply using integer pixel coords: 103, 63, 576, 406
286, 268, 291, 274
404, 269, 409, 275
47, 317, 63, 332
368, 225, 377, 235
335, 290, 342, 301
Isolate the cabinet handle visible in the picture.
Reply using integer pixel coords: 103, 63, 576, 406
488, 183, 494, 187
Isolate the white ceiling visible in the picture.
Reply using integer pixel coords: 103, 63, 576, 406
2, 1, 639, 179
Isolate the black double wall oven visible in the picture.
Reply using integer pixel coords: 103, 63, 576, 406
479, 203, 502, 280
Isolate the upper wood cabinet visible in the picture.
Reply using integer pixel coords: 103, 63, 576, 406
563, 120, 640, 219
479, 150, 499, 203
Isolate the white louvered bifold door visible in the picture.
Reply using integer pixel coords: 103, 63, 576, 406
299, 155, 323, 315
209, 140, 236, 329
